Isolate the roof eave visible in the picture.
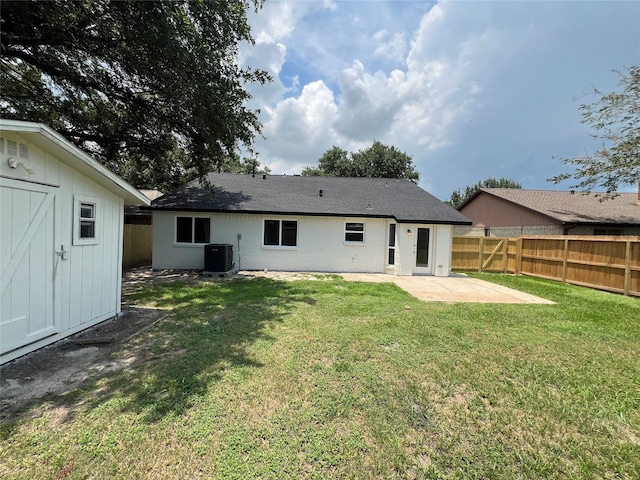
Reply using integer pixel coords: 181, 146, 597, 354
148, 206, 471, 225
0, 119, 150, 206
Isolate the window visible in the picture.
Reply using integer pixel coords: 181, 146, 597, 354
594, 228, 623, 236
176, 216, 210, 244
263, 219, 297, 247
345, 222, 365, 243
387, 223, 396, 265
73, 195, 99, 245
79, 203, 96, 238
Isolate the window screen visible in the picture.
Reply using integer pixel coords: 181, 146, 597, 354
345, 222, 364, 242
264, 220, 297, 247
79, 203, 95, 238
176, 217, 210, 244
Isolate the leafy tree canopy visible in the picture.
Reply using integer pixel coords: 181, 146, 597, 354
302, 141, 419, 181
549, 66, 640, 198
447, 177, 522, 209
0, 0, 270, 191
215, 153, 271, 175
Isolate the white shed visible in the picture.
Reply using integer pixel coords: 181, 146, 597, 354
0, 120, 150, 364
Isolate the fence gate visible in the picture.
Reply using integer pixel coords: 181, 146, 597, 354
452, 235, 640, 297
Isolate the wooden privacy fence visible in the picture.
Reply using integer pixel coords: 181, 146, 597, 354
452, 236, 640, 297
122, 224, 153, 266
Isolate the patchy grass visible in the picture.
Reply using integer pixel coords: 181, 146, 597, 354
1, 275, 639, 479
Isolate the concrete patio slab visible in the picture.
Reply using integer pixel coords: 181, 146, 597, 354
340, 273, 555, 304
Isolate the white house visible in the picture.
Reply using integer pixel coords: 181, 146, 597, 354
0, 119, 150, 364
150, 173, 471, 276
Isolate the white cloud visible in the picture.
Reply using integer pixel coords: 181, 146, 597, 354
240, 40, 288, 106
259, 80, 339, 171
247, 1, 299, 43
332, 61, 411, 140
373, 30, 406, 63
244, 0, 640, 198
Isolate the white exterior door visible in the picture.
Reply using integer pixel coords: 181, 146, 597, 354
1, 178, 59, 355
413, 227, 432, 275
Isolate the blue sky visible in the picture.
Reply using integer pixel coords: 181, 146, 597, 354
240, 0, 639, 201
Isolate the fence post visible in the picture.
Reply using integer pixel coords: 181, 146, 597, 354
515, 238, 523, 275
478, 236, 485, 272
502, 239, 509, 273
624, 240, 631, 296
562, 238, 569, 283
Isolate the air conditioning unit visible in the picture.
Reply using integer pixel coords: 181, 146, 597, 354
204, 244, 233, 275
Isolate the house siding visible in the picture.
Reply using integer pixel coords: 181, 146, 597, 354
458, 189, 640, 237
153, 211, 389, 273
153, 212, 456, 276
455, 225, 564, 237
459, 193, 557, 228
1, 130, 126, 364
455, 224, 640, 237
389, 224, 453, 276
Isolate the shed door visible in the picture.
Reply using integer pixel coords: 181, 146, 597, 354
1, 179, 58, 355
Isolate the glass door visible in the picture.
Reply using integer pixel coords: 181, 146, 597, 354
415, 228, 430, 267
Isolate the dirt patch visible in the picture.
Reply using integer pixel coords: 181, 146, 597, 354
0, 306, 168, 423
0, 267, 186, 423
122, 266, 333, 290
0, 267, 326, 424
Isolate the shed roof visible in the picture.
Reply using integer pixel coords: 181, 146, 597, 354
462, 188, 640, 225
0, 119, 150, 205
151, 173, 472, 225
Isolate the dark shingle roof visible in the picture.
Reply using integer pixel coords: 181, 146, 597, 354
473, 189, 640, 225
151, 173, 471, 225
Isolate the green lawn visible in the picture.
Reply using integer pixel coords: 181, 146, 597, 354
1, 274, 639, 479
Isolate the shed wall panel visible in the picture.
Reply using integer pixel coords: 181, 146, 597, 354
1, 131, 128, 363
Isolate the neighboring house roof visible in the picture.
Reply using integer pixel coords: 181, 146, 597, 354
0, 119, 150, 206
151, 173, 472, 225
461, 188, 640, 225
139, 189, 164, 201
125, 190, 163, 216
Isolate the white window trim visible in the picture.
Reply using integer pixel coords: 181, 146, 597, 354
262, 218, 298, 249
387, 222, 396, 265
344, 221, 365, 245
174, 215, 211, 246
73, 194, 99, 246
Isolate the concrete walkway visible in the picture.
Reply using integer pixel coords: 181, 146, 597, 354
340, 273, 555, 304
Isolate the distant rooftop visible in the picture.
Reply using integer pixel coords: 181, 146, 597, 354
465, 189, 640, 225
139, 189, 164, 201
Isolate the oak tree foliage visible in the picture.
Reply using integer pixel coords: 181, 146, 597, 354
549, 66, 640, 198
447, 177, 522, 209
0, 0, 270, 190
215, 153, 271, 175
302, 141, 420, 181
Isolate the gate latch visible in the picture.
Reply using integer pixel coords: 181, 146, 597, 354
55, 244, 69, 260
